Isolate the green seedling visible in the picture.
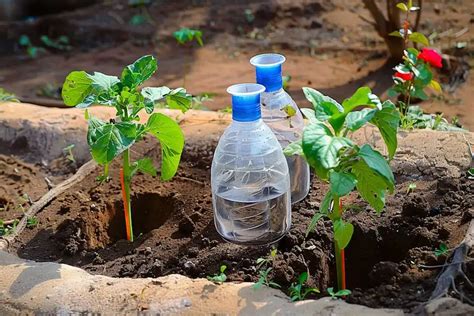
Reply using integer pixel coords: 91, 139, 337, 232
244, 9, 255, 23
63, 144, 76, 163
61, 55, 191, 242
191, 93, 215, 110
128, 0, 154, 25
173, 28, 204, 88
19, 35, 45, 58
282, 75, 292, 90
41, 35, 72, 51
434, 243, 449, 257
0, 219, 19, 237
282, 104, 296, 128
0, 88, 19, 103
288, 272, 320, 301
254, 267, 281, 290
285, 87, 400, 291
26, 216, 38, 228
256, 247, 277, 270
468, 168, 474, 179
173, 28, 203, 46
406, 183, 416, 194
207, 265, 227, 284
327, 287, 351, 299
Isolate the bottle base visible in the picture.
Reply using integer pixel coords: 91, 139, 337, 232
218, 230, 289, 246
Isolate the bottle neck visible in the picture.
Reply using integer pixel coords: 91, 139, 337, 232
256, 66, 283, 92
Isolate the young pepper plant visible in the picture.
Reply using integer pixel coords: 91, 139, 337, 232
61, 55, 191, 242
284, 87, 400, 291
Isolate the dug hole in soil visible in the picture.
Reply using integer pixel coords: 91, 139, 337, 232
2, 119, 473, 312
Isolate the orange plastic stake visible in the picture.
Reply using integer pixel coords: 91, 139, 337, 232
339, 198, 347, 291
120, 168, 132, 241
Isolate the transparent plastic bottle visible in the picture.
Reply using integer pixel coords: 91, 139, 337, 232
211, 83, 291, 245
250, 53, 310, 203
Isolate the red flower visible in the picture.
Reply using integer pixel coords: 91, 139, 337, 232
394, 71, 413, 81
418, 48, 442, 68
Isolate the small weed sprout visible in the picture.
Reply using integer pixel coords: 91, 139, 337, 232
41, 35, 72, 51
26, 216, 38, 228
173, 28, 204, 87
282, 75, 292, 90
128, 0, 154, 25
63, 144, 76, 163
434, 243, 449, 257
0, 88, 19, 103
406, 183, 417, 194
0, 219, 19, 237
327, 287, 351, 299
207, 265, 227, 284
254, 248, 280, 290
288, 272, 320, 301
19, 35, 44, 58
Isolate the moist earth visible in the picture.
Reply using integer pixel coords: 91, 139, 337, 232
6, 136, 474, 312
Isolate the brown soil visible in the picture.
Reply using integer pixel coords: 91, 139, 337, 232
7, 135, 474, 312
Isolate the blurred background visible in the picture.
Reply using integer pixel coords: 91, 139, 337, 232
0, 0, 472, 129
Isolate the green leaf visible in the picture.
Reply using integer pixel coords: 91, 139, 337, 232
298, 272, 308, 284
19, 35, 31, 46
283, 140, 303, 156
89, 72, 120, 92
370, 100, 400, 160
389, 30, 402, 38
396, 2, 408, 11
306, 191, 331, 237
409, 32, 429, 46
429, 80, 442, 92
142, 86, 171, 101
165, 88, 192, 112
300, 108, 318, 124
121, 55, 157, 89
282, 104, 297, 117
303, 87, 343, 122
330, 171, 357, 197
142, 86, 172, 113
358, 144, 395, 189
345, 108, 377, 131
132, 157, 157, 176
352, 160, 389, 212
173, 28, 203, 46
334, 219, 354, 249
302, 122, 353, 174
342, 87, 379, 112
88, 122, 137, 165
146, 113, 184, 180
62, 71, 93, 106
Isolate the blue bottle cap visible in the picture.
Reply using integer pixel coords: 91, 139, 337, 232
250, 53, 286, 92
227, 83, 265, 122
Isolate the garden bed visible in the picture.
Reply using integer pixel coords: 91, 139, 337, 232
1, 104, 473, 312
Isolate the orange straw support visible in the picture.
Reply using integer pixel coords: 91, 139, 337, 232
120, 168, 132, 241
339, 198, 347, 291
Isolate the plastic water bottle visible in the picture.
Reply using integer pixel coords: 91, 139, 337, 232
211, 83, 291, 245
250, 53, 310, 204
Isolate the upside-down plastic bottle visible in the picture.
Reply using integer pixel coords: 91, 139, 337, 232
211, 83, 291, 245
250, 53, 310, 203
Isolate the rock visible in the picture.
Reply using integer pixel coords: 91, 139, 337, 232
437, 177, 459, 194
425, 297, 474, 315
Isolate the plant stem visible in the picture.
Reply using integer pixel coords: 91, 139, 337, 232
122, 149, 134, 241
332, 196, 346, 291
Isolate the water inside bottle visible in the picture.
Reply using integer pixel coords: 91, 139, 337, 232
213, 187, 290, 245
